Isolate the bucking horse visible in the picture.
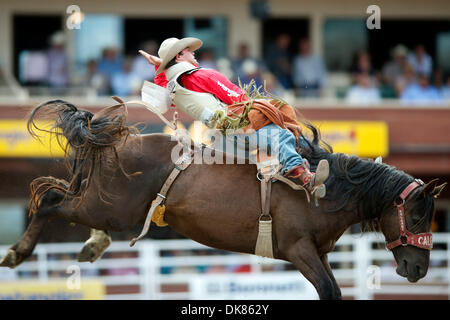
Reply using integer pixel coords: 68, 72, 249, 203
0, 99, 446, 300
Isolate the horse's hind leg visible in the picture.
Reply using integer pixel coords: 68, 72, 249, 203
0, 189, 61, 268
78, 229, 111, 263
286, 239, 338, 300
0, 214, 49, 268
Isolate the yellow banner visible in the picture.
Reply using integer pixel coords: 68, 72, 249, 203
165, 120, 389, 158
310, 121, 388, 157
0, 280, 105, 300
0, 120, 65, 158
0, 119, 388, 158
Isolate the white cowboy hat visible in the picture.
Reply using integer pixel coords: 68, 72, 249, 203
391, 44, 408, 58
156, 37, 202, 75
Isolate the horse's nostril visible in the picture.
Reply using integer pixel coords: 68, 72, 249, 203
416, 265, 426, 277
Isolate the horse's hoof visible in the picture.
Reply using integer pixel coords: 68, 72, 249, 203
0, 249, 18, 269
78, 242, 107, 263
77, 237, 110, 263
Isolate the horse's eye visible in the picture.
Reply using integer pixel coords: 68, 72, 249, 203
410, 212, 421, 225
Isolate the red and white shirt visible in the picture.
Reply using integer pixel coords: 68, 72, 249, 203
154, 66, 246, 105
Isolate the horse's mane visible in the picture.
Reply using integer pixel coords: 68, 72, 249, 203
297, 120, 427, 232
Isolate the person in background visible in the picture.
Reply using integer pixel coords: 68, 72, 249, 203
216, 57, 235, 80
265, 33, 293, 89
84, 59, 109, 96
407, 44, 433, 78
441, 75, 450, 100
401, 72, 441, 105
240, 59, 264, 88
261, 71, 289, 99
47, 31, 69, 89
198, 48, 217, 69
350, 51, 375, 79
131, 40, 158, 82
19, 50, 48, 86
292, 38, 327, 98
433, 68, 445, 92
394, 63, 417, 97
382, 44, 409, 88
232, 42, 265, 83
345, 72, 381, 105
98, 47, 123, 93
111, 57, 141, 97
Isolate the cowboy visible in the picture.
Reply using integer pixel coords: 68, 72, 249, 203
139, 37, 329, 197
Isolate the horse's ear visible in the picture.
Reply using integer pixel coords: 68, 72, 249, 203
374, 156, 383, 164
431, 183, 447, 199
421, 178, 440, 196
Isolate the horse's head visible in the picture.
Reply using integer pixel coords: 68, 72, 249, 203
379, 178, 446, 282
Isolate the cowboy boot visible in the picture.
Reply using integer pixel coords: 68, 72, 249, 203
285, 159, 329, 198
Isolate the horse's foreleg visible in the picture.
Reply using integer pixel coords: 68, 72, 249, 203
320, 254, 342, 299
78, 229, 111, 263
286, 239, 338, 300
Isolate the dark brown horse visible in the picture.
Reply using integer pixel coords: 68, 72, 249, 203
0, 100, 446, 300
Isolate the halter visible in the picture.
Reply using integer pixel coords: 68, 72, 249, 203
386, 179, 433, 251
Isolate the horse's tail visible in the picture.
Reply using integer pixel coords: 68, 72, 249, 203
27, 99, 139, 213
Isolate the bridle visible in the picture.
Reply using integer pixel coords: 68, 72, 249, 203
386, 179, 433, 251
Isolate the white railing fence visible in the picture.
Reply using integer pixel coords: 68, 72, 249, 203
0, 232, 449, 300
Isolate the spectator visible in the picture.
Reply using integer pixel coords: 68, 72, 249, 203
47, 31, 69, 89
346, 72, 381, 105
19, 50, 48, 86
350, 51, 375, 78
441, 75, 450, 100
111, 57, 141, 97
382, 44, 409, 88
395, 63, 417, 97
132, 40, 158, 82
216, 57, 234, 80
198, 48, 217, 69
292, 38, 327, 97
240, 59, 264, 88
407, 44, 433, 78
84, 59, 109, 96
232, 42, 265, 82
262, 71, 295, 102
433, 67, 445, 91
401, 73, 442, 105
98, 47, 123, 92
265, 33, 293, 89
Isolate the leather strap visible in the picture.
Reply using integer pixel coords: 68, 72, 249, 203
260, 177, 272, 219
386, 179, 433, 251
255, 177, 274, 258
399, 181, 420, 201
129, 154, 192, 247
273, 174, 311, 203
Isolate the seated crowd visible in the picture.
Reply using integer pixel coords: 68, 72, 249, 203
14, 32, 450, 105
